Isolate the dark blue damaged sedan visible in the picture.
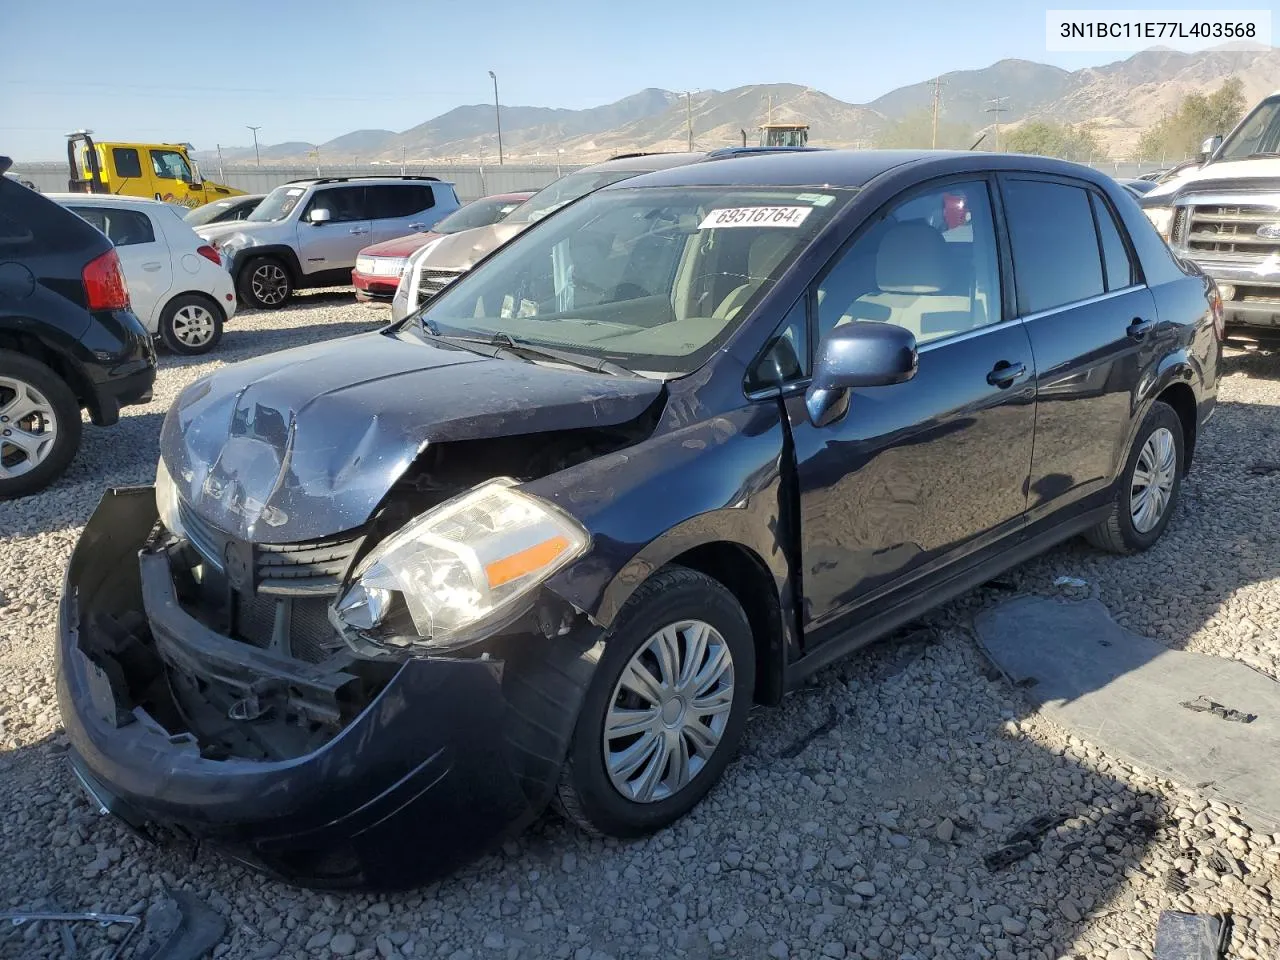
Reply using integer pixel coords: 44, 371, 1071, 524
58, 149, 1220, 889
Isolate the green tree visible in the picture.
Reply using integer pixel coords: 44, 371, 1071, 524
874, 109, 974, 150
1137, 78, 1247, 160
1003, 120, 1101, 161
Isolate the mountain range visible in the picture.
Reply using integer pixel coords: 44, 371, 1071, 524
196, 46, 1280, 165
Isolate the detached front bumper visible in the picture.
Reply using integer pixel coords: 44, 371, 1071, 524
56, 487, 601, 890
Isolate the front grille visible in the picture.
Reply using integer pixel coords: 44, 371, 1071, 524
235, 593, 344, 664
415, 268, 462, 308
176, 499, 361, 595
1186, 204, 1280, 261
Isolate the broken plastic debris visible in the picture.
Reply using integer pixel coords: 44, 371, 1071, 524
1153, 910, 1228, 960
1179, 695, 1256, 724
984, 811, 1069, 870
1053, 576, 1088, 588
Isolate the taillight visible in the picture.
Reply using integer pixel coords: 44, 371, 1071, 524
1209, 285, 1224, 341
82, 249, 130, 311
196, 244, 221, 266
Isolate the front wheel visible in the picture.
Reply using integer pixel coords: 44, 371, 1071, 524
238, 257, 292, 310
555, 567, 755, 837
0, 351, 82, 500
1086, 400, 1184, 554
159, 294, 223, 355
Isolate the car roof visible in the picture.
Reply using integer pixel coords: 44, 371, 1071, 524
581, 152, 710, 173
45, 192, 175, 209
283, 176, 456, 187
607, 149, 1116, 191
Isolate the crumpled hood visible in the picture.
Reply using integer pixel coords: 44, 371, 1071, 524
419, 222, 526, 272
360, 231, 442, 259
160, 331, 663, 543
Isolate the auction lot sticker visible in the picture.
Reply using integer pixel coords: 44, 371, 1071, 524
699, 206, 812, 229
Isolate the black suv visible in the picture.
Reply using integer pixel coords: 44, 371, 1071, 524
0, 157, 156, 499
59, 150, 1218, 889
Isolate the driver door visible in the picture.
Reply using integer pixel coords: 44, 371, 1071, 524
295, 186, 372, 276
783, 177, 1036, 645
147, 148, 203, 208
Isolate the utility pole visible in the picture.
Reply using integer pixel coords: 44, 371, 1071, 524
684, 92, 694, 151
488, 70, 504, 165
401, 145, 406, 175
246, 125, 262, 167
215, 144, 225, 181
309, 146, 320, 177
984, 97, 1009, 151
931, 77, 945, 149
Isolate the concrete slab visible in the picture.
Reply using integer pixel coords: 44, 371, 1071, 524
974, 595, 1280, 832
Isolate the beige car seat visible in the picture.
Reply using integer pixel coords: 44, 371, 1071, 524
836, 221, 983, 341
712, 232, 797, 321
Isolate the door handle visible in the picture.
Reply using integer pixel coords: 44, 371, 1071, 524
987, 360, 1027, 388
349, 227, 368, 235
1127, 317, 1155, 340
408, 222, 428, 231
142, 262, 162, 271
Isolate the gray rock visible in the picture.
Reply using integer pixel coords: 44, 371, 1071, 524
331, 933, 358, 957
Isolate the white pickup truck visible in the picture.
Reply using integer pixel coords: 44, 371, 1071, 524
1141, 92, 1280, 341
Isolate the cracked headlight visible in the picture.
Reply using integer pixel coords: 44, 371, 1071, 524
155, 457, 184, 538
332, 478, 589, 652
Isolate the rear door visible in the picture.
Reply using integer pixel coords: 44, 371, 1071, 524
784, 177, 1036, 641
368, 184, 438, 243
68, 205, 172, 330
296, 186, 371, 275
999, 174, 1157, 525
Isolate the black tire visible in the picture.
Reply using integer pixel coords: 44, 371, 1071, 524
158, 294, 224, 355
554, 566, 755, 837
0, 350, 82, 500
237, 256, 292, 310
1086, 400, 1184, 554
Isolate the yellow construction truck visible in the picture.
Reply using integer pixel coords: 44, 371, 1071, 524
66, 131, 243, 208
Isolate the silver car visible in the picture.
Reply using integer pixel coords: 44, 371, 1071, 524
198, 176, 459, 309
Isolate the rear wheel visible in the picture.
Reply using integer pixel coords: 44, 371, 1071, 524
555, 567, 755, 837
0, 351, 82, 500
238, 257, 292, 310
1086, 400, 1183, 554
159, 294, 223, 355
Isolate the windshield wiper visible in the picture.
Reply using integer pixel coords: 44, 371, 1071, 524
420, 328, 638, 378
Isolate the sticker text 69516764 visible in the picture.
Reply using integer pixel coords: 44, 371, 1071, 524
698, 206, 813, 229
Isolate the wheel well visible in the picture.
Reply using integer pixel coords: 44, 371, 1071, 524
166, 291, 225, 322
669, 542, 785, 706
0, 333, 88, 410
1155, 382, 1197, 472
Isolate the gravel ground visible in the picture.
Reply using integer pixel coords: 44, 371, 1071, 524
2, 300, 1279, 960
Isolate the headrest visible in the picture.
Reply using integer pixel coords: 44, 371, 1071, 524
876, 221, 949, 294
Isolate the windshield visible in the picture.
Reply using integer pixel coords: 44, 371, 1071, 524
247, 185, 307, 222
185, 198, 239, 226
504, 169, 647, 225
433, 195, 526, 234
412, 185, 853, 376
1217, 95, 1280, 162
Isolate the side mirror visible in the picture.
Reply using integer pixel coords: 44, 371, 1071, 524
1200, 135, 1223, 161
308, 208, 332, 224
805, 321, 917, 427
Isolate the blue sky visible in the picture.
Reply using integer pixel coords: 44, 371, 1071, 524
0, 0, 1260, 159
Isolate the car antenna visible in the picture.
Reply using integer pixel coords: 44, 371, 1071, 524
969, 133, 988, 151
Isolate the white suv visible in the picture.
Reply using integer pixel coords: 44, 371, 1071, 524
197, 176, 459, 309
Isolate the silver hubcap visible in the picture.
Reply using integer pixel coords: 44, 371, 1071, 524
1130, 426, 1177, 533
603, 619, 735, 803
171, 304, 216, 346
0, 377, 58, 479
251, 264, 288, 305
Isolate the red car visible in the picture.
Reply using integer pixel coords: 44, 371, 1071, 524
352, 191, 534, 302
